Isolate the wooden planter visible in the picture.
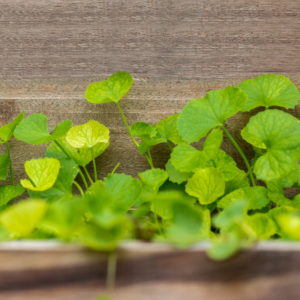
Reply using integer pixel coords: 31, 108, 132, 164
1, 241, 300, 300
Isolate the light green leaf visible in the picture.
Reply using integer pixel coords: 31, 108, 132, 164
170, 129, 222, 173
29, 159, 79, 203
85, 71, 133, 104
79, 219, 130, 251
104, 173, 141, 213
282, 165, 300, 187
0, 154, 10, 180
150, 191, 195, 220
0, 111, 24, 143
0, 199, 48, 237
46, 135, 109, 166
241, 126, 267, 149
166, 201, 211, 247
178, 86, 247, 143
14, 113, 72, 145
218, 186, 269, 210
206, 150, 237, 181
186, 168, 225, 205
225, 169, 250, 195
21, 158, 60, 192
165, 159, 193, 184
238, 74, 300, 112
155, 114, 184, 144
66, 121, 109, 148
136, 168, 168, 206
245, 214, 277, 239
273, 210, 300, 240
0, 185, 25, 205
39, 197, 83, 240
131, 122, 157, 140
207, 232, 241, 261
242, 109, 300, 181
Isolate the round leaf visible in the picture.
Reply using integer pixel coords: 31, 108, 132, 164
178, 86, 247, 143
66, 121, 109, 148
0, 185, 25, 205
85, 71, 133, 104
186, 167, 225, 205
242, 109, 300, 181
14, 113, 72, 145
239, 74, 300, 112
21, 158, 61, 192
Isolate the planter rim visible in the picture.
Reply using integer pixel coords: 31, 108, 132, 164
0, 240, 300, 252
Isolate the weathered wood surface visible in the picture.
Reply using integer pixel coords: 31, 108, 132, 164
2, 241, 300, 300
0, 0, 300, 198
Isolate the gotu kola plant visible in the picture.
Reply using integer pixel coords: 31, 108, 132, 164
1, 71, 300, 298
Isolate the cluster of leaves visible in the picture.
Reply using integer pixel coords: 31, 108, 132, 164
1, 71, 300, 299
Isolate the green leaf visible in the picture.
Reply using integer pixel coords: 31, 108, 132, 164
85, 71, 133, 104
21, 158, 61, 192
282, 165, 300, 187
0, 154, 10, 180
155, 114, 184, 144
66, 121, 109, 148
241, 126, 267, 149
218, 186, 269, 210
245, 213, 277, 239
150, 191, 195, 220
238, 74, 300, 112
0, 199, 48, 237
225, 169, 250, 195
104, 174, 141, 213
0, 111, 24, 143
165, 159, 193, 184
178, 86, 247, 143
166, 202, 211, 247
0, 185, 25, 205
14, 113, 72, 145
242, 109, 300, 181
131, 122, 157, 140
207, 232, 241, 261
29, 159, 79, 203
79, 219, 130, 251
170, 129, 222, 173
39, 197, 83, 240
186, 168, 225, 205
136, 168, 168, 206
206, 150, 237, 181
46, 135, 109, 166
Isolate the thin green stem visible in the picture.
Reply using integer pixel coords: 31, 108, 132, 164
154, 212, 164, 237
54, 141, 89, 190
83, 166, 94, 185
5, 142, 15, 204
91, 147, 97, 182
73, 181, 84, 197
106, 250, 117, 297
111, 163, 120, 175
116, 102, 139, 148
166, 141, 173, 152
147, 150, 154, 169
222, 126, 256, 187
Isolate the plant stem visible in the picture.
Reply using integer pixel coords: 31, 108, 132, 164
5, 142, 15, 204
73, 181, 84, 197
91, 147, 97, 182
222, 126, 256, 187
54, 140, 89, 190
116, 102, 139, 148
111, 163, 120, 175
166, 141, 173, 152
154, 212, 164, 236
106, 250, 117, 297
83, 166, 94, 185
147, 150, 154, 169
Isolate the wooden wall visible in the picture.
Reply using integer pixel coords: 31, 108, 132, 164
1, 0, 300, 192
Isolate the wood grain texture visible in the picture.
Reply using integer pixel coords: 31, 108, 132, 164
0, 0, 300, 197
2, 241, 300, 300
